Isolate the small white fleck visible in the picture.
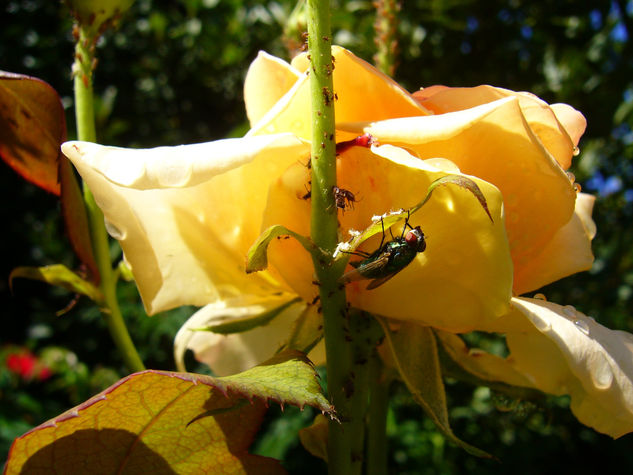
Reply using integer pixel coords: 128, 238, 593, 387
333, 241, 352, 258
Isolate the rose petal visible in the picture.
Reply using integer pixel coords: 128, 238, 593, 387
551, 103, 587, 148
434, 331, 534, 388
506, 297, 633, 438
342, 97, 576, 287
261, 144, 513, 332
174, 294, 324, 376
413, 85, 584, 170
411, 85, 449, 101
248, 46, 429, 140
62, 134, 306, 189
513, 192, 596, 294
62, 136, 310, 314
290, 52, 310, 73
244, 51, 302, 127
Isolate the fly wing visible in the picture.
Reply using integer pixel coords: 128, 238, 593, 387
365, 271, 400, 290
339, 253, 391, 285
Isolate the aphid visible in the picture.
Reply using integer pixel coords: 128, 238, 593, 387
301, 180, 312, 200
340, 213, 426, 289
322, 87, 334, 106
332, 186, 357, 213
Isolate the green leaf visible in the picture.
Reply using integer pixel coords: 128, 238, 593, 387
379, 319, 493, 458
117, 258, 135, 281
246, 224, 317, 273
219, 349, 335, 418
411, 174, 493, 223
195, 298, 302, 335
0, 71, 65, 195
10, 264, 103, 303
5, 351, 332, 474
334, 209, 409, 259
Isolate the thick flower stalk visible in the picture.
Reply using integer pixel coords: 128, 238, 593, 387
62, 46, 633, 438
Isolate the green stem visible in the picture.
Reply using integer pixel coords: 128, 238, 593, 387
73, 24, 145, 373
366, 355, 390, 475
306, 1, 366, 473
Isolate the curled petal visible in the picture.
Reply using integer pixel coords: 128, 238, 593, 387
262, 144, 513, 332
249, 46, 429, 140
342, 97, 576, 287
244, 51, 302, 127
62, 136, 310, 314
514, 193, 596, 294
506, 297, 633, 438
435, 331, 534, 388
413, 85, 585, 170
62, 135, 306, 189
290, 52, 310, 73
174, 294, 324, 376
551, 103, 587, 148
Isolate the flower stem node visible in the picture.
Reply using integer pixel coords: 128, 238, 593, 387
65, 0, 134, 37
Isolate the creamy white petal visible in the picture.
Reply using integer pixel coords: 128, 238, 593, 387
62, 136, 310, 314
434, 331, 534, 388
62, 134, 307, 190
174, 294, 324, 376
507, 297, 633, 438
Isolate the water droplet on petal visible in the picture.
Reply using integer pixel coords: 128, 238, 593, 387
566, 171, 576, 183
591, 352, 614, 390
573, 318, 590, 335
573, 146, 580, 157
533, 293, 547, 301
531, 314, 551, 331
104, 220, 127, 240
562, 305, 577, 319
574, 183, 582, 193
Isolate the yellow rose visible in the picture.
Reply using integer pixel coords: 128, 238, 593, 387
61, 47, 514, 332
61, 47, 633, 437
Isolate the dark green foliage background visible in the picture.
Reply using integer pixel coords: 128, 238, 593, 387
2, 0, 633, 473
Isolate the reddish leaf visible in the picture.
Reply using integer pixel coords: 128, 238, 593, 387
0, 71, 65, 195
59, 156, 100, 282
0, 71, 98, 280
4, 371, 285, 474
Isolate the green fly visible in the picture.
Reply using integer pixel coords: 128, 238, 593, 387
340, 214, 426, 289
